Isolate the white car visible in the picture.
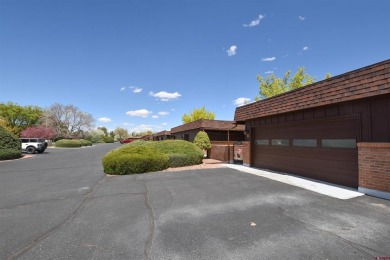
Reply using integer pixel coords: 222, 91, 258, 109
19, 138, 48, 154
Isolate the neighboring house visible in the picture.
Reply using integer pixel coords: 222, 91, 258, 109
170, 119, 245, 142
153, 130, 172, 141
234, 59, 390, 199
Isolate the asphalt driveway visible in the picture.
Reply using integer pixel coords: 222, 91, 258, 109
0, 143, 389, 259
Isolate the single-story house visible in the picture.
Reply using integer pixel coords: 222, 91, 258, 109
235, 59, 390, 199
171, 119, 245, 162
170, 119, 245, 142
153, 130, 172, 141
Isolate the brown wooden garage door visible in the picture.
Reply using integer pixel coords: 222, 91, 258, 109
252, 117, 358, 188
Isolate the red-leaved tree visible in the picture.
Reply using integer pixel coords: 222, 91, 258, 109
20, 126, 56, 139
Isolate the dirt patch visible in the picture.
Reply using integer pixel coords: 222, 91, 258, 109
160, 159, 227, 172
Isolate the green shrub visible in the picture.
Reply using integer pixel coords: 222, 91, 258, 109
79, 139, 92, 146
0, 126, 21, 160
55, 139, 82, 148
103, 136, 114, 143
0, 148, 22, 160
193, 131, 211, 150
150, 140, 204, 167
102, 140, 203, 175
102, 145, 169, 174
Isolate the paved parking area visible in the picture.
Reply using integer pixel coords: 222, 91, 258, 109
1, 145, 389, 259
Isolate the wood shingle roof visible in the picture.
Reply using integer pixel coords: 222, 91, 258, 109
235, 59, 390, 122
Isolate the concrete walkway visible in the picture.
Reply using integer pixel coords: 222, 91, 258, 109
226, 164, 365, 200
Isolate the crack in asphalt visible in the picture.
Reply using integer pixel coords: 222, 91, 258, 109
141, 179, 156, 260
6, 177, 108, 260
0, 193, 86, 211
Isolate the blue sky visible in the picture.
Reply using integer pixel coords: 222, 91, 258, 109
1, 0, 389, 134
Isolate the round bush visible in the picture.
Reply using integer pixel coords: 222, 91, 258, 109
103, 136, 114, 143
102, 140, 204, 175
0, 148, 22, 160
102, 145, 169, 174
79, 139, 92, 146
55, 139, 82, 148
0, 126, 21, 160
150, 140, 204, 167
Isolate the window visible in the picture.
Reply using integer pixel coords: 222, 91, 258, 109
322, 139, 356, 148
255, 139, 269, 145
271, 139, 289, 146
293, 139, 317, 147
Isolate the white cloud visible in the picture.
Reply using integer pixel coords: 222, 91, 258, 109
128, 124, 162, 133
130, 86, 143, 93
123, 123, 134, 126
262, 57, 276, 62
125, 109, 152, 118
120, 86, 143, 93
227, 45, 237, 56
299, 16, 305, 21
158, 111, 169, 116
152, 115, 159, 119
265, 70, 274, 74
162, 123, 167, 126
303, 46, 309, 51
243, 14, 265, 27
149, 91, 182, 101
98, 117, 112, 123
233, 97, 250, 107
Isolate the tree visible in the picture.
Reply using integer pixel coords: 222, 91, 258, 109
20, 126, 56, 139
114, 127, 129, 140
97, 126, 108, 136
182, 106, 215, 124
255, 67, 319, 100
42, 103, 94, 138
89, 129, 105, 143
193, 131, 211, 151
0, 102, 44, 135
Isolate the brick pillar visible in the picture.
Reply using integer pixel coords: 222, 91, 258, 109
242, 141, 251, 167
228, 145, 234, 164
358, 142, 390, 200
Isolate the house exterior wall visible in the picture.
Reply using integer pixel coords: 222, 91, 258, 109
245, 94, 390, 143
358, 142, 390, 199
234, 60, 390, 198
242, 141, 251, 167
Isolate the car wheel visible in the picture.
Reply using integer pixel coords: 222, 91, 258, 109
26, 146, 36, 154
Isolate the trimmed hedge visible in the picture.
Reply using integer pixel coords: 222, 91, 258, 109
55, 139, 93, 147
102, 140, 204, 175
0, 148, 22, 160
0, 126, 21, 160
55, 139, 82, 148
150, 140, 204, 167
102, 145, 169, 174
103, 136, 114, 143
79, 139, 93, 146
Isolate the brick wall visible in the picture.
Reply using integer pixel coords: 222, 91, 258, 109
358, 142, 390, 198
209, 144, 234, 162
242, 141, 251, 166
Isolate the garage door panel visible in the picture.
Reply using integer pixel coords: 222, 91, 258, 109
255, 118, 357, 140
252, 118, 358, 188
